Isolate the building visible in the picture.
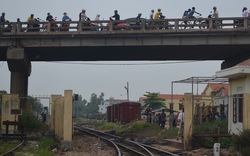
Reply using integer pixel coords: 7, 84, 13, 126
98, 97, 128, 114
216, 59, 250, 134
200, 83, 229, 115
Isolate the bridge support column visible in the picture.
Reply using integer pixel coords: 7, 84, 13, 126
183, 93, 193, 151
7, 47, 31, 110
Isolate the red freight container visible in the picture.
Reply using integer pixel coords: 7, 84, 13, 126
107, 102, 141, 123
107, 106, 111, 122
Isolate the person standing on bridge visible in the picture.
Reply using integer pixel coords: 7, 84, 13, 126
149, 9, 154, 19
154, 8, 161, 19
112, 10, 120, 20
242, 7, 250, 17
111, 10, 120, 27
46, 12, 53, 21
79, 9, 87, 21
212, 6, 219, 18
0, 12, 6, 28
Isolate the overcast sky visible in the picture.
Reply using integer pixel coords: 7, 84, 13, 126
0, 0, 248, 102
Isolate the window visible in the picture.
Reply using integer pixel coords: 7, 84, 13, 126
179, 103, 183, 111
233, 94, 243, 123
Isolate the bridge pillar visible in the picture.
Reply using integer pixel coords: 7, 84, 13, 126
6, 47, 31, 110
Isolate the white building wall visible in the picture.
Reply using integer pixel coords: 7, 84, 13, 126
98, 100, 111, 114
228, 78, 245, 134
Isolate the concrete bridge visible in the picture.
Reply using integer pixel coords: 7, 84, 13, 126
0, 17, 250, 108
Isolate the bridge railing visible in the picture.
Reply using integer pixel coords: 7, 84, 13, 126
0, 17, 249, 34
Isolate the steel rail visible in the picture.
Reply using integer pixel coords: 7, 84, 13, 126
75, 125, 179, 156
1, 140, 25, 156
75, 126, 121, 156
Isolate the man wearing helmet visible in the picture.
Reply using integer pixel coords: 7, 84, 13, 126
79, 9, 87, 21
112, 10, 120, 20
154, 8, 161, 19
212, 6, 219, 18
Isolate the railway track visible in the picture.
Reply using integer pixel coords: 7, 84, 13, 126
1, 140, 25, 156
75, 125, 179, 156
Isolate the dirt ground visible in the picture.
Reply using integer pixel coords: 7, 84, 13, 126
53, 129, 242, 156
54, 132, 116, 156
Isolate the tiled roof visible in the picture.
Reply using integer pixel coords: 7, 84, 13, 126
236, 58, 250, 66
139, 94, 198, 101
207, 83, 229, 95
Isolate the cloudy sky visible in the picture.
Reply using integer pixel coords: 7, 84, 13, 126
0, 0, 248, 102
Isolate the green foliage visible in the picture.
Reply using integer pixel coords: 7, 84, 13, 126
19, 110, 44, 130
128, 120, 161, 132
95, 121, 125, 133
73, 93, 104, 117
38, 137, 57, 150
0, 142, 17, 154
27, 96, 43, 113
73, 95, 87, 117
85, 93, 104, 114
193, 119, 232, 148
194, 119, 228, 134
232, 129, 250, 156
162, 127, 179, 139
15, 137, 56, 156
143, 92, 165, 110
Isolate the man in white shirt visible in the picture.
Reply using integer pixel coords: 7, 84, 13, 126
177, 108, 184, 141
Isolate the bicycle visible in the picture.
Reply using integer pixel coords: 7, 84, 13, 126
180, 16, 207, 29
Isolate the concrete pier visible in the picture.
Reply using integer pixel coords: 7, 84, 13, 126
7, 47, 31, 110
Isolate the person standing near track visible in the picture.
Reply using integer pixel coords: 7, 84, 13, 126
177, 108, 184, 141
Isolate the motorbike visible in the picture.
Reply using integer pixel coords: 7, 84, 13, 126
41, 17, 58, 32
60, 18, 71, 31
81, 17, 100, 31
106, 17, 130, 30
157, 14, 172, 30
27, 18, 40, 32
204, 13, 223, 29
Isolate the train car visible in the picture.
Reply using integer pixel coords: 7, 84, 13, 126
107, 102, 141, 123
106, 106, 111, 122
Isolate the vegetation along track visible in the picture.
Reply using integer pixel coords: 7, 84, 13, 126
1, 140, 25, 156
74, 125, 178, 156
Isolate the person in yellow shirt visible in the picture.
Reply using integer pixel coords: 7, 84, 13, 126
27, 14, 35, 23
154, 8, 161, 19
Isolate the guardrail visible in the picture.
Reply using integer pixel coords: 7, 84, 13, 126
0, 17, 250, 34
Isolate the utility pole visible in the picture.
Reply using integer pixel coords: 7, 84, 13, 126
124, 82, 129, 101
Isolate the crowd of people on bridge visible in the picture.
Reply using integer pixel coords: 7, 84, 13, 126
0, 6, 250, 31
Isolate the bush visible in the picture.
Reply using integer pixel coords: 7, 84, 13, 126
232, 129, 250, 156
193, 119, 232, 148
19, 110, 44, 130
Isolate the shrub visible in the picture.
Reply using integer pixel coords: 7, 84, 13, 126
19, 110, 44, 130
232, 129, 250, 156
193, 119, 231, 148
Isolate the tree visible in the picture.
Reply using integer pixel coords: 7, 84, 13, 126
85, 92, 104, 114
143, 92, 165, 110
73, 95, 87, 117
27, 96, 43, 113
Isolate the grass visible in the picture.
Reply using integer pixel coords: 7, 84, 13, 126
14, 137, 57, 156
0, 142, 17, 154
94, 119, 179, 140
